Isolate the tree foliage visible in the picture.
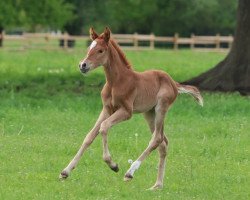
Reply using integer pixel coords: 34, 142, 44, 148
0, 0, 74, 31
0, 0, 237, 35
64, 0, 237, 35
22, 0, 75, 31
0, 0, 21, 29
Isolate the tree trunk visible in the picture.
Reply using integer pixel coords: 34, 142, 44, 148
183, 0, 250, 95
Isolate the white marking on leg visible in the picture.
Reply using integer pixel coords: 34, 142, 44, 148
127, 160, 141, 176
89, 40, 97, 50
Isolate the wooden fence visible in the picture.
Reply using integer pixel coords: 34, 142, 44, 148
0, 32, 233, 51
113, 33, 233, 51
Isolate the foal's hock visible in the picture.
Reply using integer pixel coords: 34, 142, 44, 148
59, 27, 203, 190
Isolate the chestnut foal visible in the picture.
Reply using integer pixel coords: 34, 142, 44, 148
59, 27, 203, 190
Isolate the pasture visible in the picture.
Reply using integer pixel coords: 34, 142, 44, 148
0, 49, 249, 199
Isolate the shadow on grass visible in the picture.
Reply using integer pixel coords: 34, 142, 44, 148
0, 73, 105, 98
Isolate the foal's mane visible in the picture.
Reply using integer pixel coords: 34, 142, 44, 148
109, 39, 132, 69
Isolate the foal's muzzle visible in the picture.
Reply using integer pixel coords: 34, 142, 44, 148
79, 62, 90, 74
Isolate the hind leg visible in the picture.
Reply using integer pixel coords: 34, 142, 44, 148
124, 98, 168, 183
143, 110, 169, 190
149, 137, 168, 190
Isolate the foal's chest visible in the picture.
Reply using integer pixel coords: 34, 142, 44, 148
103, 91, 122, 114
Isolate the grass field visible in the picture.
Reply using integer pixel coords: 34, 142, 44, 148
0, 49, 249, 200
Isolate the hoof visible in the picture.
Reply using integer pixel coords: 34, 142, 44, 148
123, 173, 133, 182
147, 184, 163, 191
59, 170, 69, 180
110, 164, 119, 173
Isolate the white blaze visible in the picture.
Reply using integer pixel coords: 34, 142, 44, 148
89, 40, 97, 50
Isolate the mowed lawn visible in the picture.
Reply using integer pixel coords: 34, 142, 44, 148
0, 49, 249, 200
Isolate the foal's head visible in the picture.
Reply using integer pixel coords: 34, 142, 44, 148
79, 27, 111, 74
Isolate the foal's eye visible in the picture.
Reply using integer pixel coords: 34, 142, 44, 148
98, 50, 103, 53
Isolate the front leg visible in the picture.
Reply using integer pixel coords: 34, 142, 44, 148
59, 108, 110, 179
99, 108, 132, 171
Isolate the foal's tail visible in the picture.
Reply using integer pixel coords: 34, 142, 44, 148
176, 83, 203, 107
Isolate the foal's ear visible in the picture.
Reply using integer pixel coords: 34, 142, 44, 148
89, 27, 98, 40
103, 27, 111, 43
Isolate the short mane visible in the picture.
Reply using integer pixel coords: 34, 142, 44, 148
110, 39, 132, 69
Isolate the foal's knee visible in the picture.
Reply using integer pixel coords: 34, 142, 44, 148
122, 109, 132, 121
99, 121, 110, 135
155, 137, 164, 146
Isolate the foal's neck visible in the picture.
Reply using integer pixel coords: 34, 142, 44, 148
103, 42, 132, 85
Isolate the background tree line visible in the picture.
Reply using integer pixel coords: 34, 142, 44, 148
0, 0, 237, 36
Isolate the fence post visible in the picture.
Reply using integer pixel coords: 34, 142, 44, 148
63, 32, 68, 49
216, 33, 220, 50
133, 32, 138, 49
191, 33, 195, 50
150, 33, 155, 50
24, 33, 31, 49
174, 33, 179, 50
22, 33, 26, 50
45, 34, 50, 50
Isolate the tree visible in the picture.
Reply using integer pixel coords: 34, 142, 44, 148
21, 0, 75, 32
0, 0, 24, 46
0, 0, 74, 32
64, 0, 237, 35
0, 0, 21, 29
183, 0, 250, 95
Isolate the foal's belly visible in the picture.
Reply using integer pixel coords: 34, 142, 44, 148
133, 91, 158, 113
133, 102, 156, 113
132, 71, 161, 113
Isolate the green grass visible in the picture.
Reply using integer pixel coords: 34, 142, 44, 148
0, 49, 249, 200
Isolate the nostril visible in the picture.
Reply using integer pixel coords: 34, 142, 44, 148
82, 63, 87, 67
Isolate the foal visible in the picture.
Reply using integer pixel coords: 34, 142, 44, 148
59, 27, 203, 190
